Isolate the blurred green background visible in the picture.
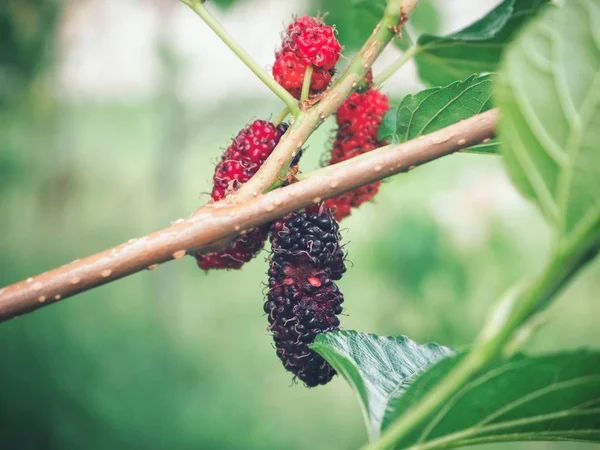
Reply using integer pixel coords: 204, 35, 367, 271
1, 0, 598, 449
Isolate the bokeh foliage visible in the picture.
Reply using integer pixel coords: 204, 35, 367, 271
0, 0, 62, 105
0, 1, 599, 449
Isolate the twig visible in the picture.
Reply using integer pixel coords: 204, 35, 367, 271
0, 109, 498, 322
374, 45, 419, 87
274, 107, 290, 126
181, 0, 299, 115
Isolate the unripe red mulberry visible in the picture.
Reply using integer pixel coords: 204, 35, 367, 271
196, 120, 287, 270
325, 89, 389, 221
285, 16, 341, 70
211, 120, 288, 202
265, 204, 345, 387
273, 15, 341, 99
335, 90, 389, 137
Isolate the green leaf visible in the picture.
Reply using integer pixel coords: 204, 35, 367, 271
378, 75, 497, 154
496, 0, 600, 243
467, 140, 500, 155
310, 331, 455, 441
316, 0, 381, 52
351, 0, 440, 51
381, 350, 600, 448
350, 0, 385, 16
414, 0, 550, 87
378, 105, 399, 144
407, 0, 441, 37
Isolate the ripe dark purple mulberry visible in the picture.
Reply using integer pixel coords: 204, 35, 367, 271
265, 204, 346, 387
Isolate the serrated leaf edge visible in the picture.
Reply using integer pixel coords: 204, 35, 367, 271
312, 331, 454, 441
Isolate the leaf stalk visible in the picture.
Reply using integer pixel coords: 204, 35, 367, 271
375, 45, 420, 87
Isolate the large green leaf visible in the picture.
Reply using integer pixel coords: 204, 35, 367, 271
496, 0, 600, 243
381, 351, 600, 448
313, 331, 600, 447
414, 0, 550, 87
378, 75, 498, 154
310, 331, 455, 441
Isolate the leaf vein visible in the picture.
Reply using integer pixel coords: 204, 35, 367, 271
475, 374, 600, 427
556, 70, 600, 238
415, 358, 539, 445
508, 40, 569, 167
417, 80, 491, 136
503, 112, 559, 221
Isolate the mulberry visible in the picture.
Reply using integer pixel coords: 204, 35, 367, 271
211, 120, 288, 202
284, 15, 341, 70
196, 227, 270, 270
325, 89, 390, 221
265, 204, 345, 387
196, 120, 288, 270
273, 15, 341, 99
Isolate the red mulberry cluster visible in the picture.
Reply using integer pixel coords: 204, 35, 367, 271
265, 204, 345, 387
210, 120, 288, 202
196, 120, 288, 270
325, 88, 390, 221
273, 16, 342, 99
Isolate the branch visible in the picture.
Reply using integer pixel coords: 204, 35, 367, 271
228, 0, 413, 202
0, 109, 497, 322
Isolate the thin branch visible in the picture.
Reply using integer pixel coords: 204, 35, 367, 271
181, 0, 299, 115
0, 109, 498, 322
274, 106, 290, 126
374, 44, 419, 87
228, 0, 415, 202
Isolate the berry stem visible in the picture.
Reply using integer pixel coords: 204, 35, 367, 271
274, 107, 290, 126
181, 0, 300, 115
374, 45, 419, 87
0, 109, 496, 322
300, 65, 314, 103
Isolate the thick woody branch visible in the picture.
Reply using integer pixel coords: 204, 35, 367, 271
229, 0, 412, 202
0, 109, 497, 322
